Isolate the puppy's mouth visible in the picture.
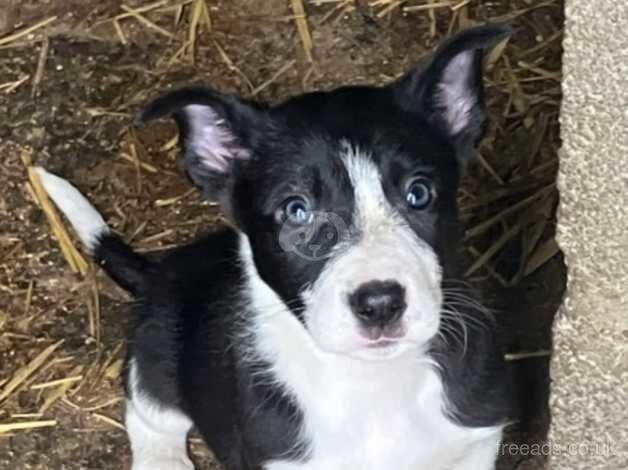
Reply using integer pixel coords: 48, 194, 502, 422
360, 321, 405, 348
365, 338, 398, 349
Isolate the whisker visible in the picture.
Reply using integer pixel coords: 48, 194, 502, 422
441, 289, 496, 320
441, 309, 489, 335
437, 321, 466, 353
443, 301, 495, 323
439, 310, 468, 356
441, 278, 477, 289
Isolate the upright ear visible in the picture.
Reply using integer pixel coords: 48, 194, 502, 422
394, 24, 511, 163
140, 87, 267, 198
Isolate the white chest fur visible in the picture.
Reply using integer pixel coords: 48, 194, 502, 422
241, 236, 503, 470
254, 309, 501, 470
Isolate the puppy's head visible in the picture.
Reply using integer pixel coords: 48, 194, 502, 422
142, 25, 510, 361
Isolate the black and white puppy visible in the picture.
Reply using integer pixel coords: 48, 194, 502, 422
40, 24, 515, 470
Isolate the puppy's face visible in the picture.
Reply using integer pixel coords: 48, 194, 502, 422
143, 25, 510, 361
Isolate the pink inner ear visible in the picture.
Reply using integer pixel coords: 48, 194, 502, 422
437, 51, 476, 136
184, 104, 250, 173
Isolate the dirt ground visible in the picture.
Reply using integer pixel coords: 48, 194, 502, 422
0, 1, 565, 469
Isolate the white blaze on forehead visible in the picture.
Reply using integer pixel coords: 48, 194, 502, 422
336, 141, 441, 287
297, 140, 443, 358
340, 140, 400, 233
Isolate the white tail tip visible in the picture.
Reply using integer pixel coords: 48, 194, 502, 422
35, 167, 109, 253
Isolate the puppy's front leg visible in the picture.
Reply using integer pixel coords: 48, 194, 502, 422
126, 361, 194, 470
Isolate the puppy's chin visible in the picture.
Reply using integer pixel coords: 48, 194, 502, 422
311, 333, 423, 362
347, 341, 416, 361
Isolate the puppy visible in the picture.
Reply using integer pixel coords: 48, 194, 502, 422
40, 24, 515, 470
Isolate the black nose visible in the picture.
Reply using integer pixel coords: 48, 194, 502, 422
348, 280, 407, 327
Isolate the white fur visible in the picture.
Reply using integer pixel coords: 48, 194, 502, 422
126, 360, 194, 470
240, 235, 503, 470
184, 105, 250, 173
35, 167, 109, 253
303, 142, 442, 360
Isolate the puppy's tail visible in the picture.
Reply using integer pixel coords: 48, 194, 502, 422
35, 167, 149, 296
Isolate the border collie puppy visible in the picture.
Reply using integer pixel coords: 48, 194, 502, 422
39, 24, 515, 470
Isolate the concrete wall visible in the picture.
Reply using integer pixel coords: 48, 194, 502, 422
550, 1, 628, 468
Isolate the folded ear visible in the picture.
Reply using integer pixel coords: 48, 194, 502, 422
140, 87, 266, 198
394, 24, 511, 163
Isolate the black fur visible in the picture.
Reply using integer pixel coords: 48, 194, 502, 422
93, 234, 150, 296
123, 230, 305, 468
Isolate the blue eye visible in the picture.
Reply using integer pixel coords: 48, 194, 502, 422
405, 177, 434, 210
284, 197, 313, 225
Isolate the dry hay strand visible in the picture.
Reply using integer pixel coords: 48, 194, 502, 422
0, 340, 65, 405
213, 40, 255, 93
517, 60, 561, 82
62, 396, 124, 413
95, 0, 194, 44
518, 30, 562, 59
10, 413, 43, 419
0, 74, 30, 94
30, 37, 50, 98
403, 1, 454, 13
315, 1, 354, 26
0, 16, 57, 46
504, 350, 552, 361
371, 1, 475, 32
486, 35, 510, 70
85, 267, 102, 343
39, 365, 84, 414
120, 4, 176, 39
112, 19, 128, 45
501, 55, 529, 115
128, 141, 142, 195
118, 151, 159, 174
187, 0, 212, 61
30, 375, 84, 391
154, 187, 196, 207
250, 60, 297, 97
85, 108, 132, 119
108, 0, 170, 23
467, 246, 508, 287
291, 0, 314, 63
490, 0, 559, 23
22, 152, 88, 275
92, 0, 193, 31
465, 223, 522, 277
0, 420, 57, 435
476, 152, 504, 186
167, 39, 193, 66
376, 1, 403, 19
82, 342, 125, 396
509, 190, 556, 282
464, 183, 555, 240
524, 238, 560, 277
136, 229, 176, 247
22, 280, 35, 318
92, 412, 125, 431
